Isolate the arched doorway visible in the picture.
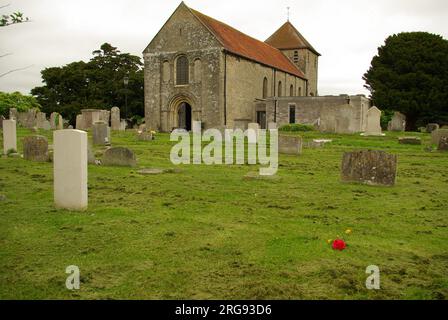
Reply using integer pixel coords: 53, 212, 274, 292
177, 102, 192, 131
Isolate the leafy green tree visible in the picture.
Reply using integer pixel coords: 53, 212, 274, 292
0, 91, 41, 117
363, 32, 448, 130
31, 43, 144, 124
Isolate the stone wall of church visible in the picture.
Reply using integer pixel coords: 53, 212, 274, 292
143, 3, 224, 131
225, 54, 307, 129
265, 95, 371, 133
282, 49, 319, 96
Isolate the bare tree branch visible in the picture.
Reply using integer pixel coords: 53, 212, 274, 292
0, 64, 33, 78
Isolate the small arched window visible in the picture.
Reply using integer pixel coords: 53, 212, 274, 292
262, 77, 268, 98
290, 85, 294, 97
278, 81, 282, 97
176, 55, 189, 85
298, 87, 302, 96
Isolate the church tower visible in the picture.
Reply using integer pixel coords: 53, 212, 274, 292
266, 22, 320, 96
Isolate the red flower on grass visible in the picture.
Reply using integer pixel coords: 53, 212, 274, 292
332, 239, 346, 251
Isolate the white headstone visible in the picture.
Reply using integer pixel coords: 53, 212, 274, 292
53, 130, 88, 210
268, 122, 277, 130
192, 121, 201, 134
364, 107, 383, 136
2, 119, 17, 154
247, 123, 260, 144
120, 120, 127, 131
76, 115, 84, 130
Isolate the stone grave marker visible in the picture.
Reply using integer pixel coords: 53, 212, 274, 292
111, 107, 121, 131
278, 135, 302, 155
398, 137, 421, 145
23, 135, 49, 162
53, 129, 88, 210
341, 150, 397, 186
92, 121, 110, 145
101, 147, 137, 167
2, 119, 17, 155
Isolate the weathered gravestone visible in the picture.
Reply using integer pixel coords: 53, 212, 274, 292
2, 119, 17, 155
426, 123, 439, 133
92, 121, 110, 145
36, 112, 47, 129
278, 135, 302, 155
101, 147, 137, 167
431, 129, 448, 145
75, 114, 84, 130
247, 123, 260, 144
50, 112, 63, 130
111, 107, 121, 131
388, 112, 406, 131
23, 135, 49, 162
341, 150, 397, 186
438, 136, 448, 151
363, 107, 383, 136
120, 120, 127, 131
398, 137, 421, 145
53, 130, 88, 210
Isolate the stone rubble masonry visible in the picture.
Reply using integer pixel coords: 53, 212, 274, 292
23, 135, 49, 162
53, 129, 88, 210
341, 150, 397, 186
2, 119, 17, 154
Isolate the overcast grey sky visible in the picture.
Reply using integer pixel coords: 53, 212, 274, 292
1, 0, 447, 96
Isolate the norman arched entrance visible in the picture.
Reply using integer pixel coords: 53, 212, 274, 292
177, 102, 192, 131
168, 94, 196, 132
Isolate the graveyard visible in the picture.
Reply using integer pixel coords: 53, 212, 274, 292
1, 127, 447, 299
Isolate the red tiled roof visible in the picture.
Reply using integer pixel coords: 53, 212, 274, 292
266, 21, 320, 56
189, 8, 306, 79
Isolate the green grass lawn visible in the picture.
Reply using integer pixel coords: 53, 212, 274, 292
0, 128, 447, 300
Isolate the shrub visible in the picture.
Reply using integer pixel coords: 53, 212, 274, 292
279, 124, 315, 132
0, 91, 41, 117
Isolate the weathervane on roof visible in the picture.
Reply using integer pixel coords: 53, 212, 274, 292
287, 6, 290, 21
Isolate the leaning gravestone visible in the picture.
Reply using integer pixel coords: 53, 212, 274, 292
363, 107, 383, 136
92, 121, 110, 145
431, 129, 448, 145
53, 129, 88, 210
2, 119, 17, 155
388, 112, 406, 132
101, 147, 137, 167
278, 135, 302, 155
398, 137, 421, 145
111, 107, 121, 131
438, 137, 448, 151
341, 150, 397, 186
426, 123, 439, 133
23, 135, 49, 162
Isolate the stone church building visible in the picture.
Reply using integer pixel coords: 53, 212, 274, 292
144, 2, 371, 133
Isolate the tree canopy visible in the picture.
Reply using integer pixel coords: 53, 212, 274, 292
0, 91, 41, 117
31, 43, 144, 124
363, 32, 448, 129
